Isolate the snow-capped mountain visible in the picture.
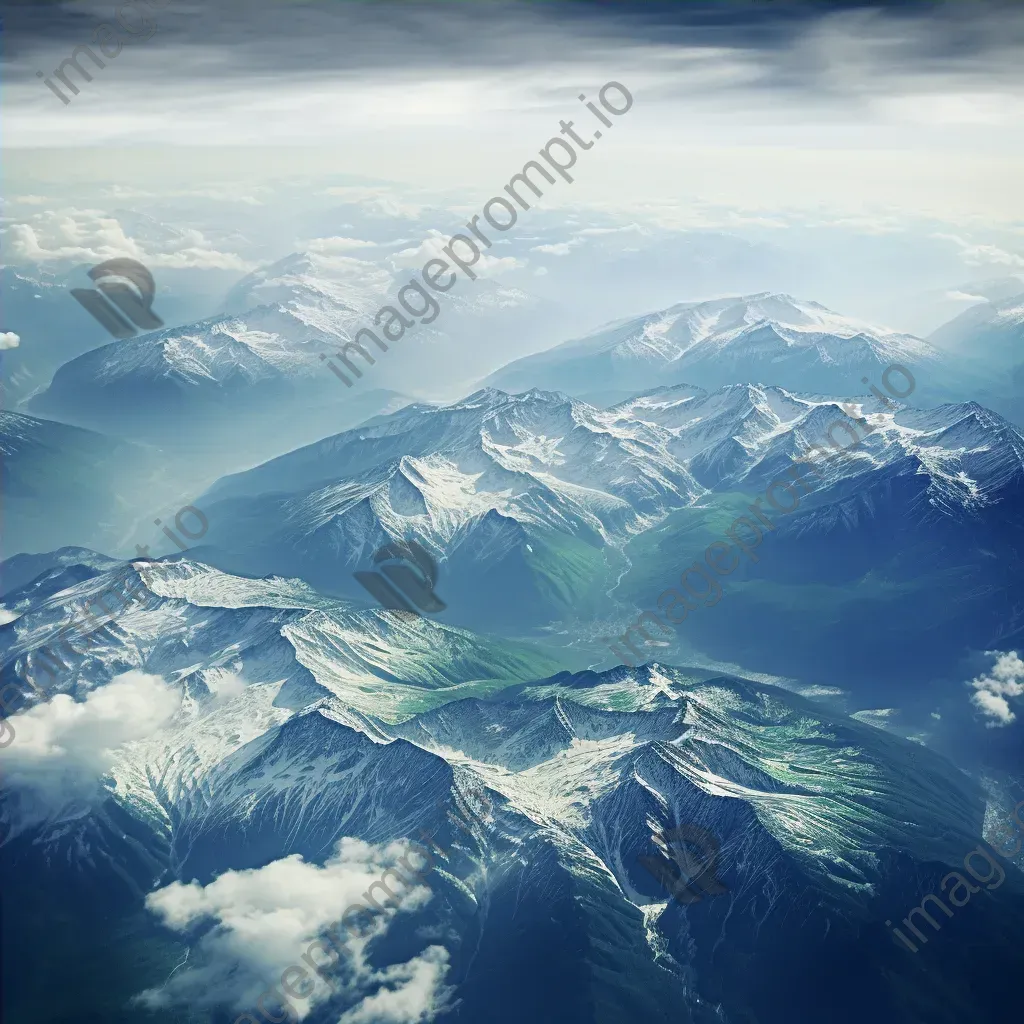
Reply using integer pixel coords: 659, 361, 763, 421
0, 255, 244, 408
0, 557, 560, 735
175, 383, 1024, 675
484, 292, 957, 404
29, 303, 346, 436
24, 247, 548, 461
612, 382, 1024, 510
224, 250, 397, 324
184, 387, 703, 631
2, 554, 1019, 1024
0, 546, 123, 613
25, 283, 423, 477
608, 383, 1024, 688
26, 251, 412, 457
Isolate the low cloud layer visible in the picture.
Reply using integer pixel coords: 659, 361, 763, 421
2, 207, 254, 270
137, 837, 452, 1022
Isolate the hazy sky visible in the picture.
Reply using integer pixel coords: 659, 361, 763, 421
4, 0, 1023, 229
3, 0, 1023, 367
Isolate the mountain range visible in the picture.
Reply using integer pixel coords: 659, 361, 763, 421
4, 271, 1024, 1024
1, 550, 1020, 1023
484, 292, 997, 410
147, 380, 1024, 700
25, 250, 555, 463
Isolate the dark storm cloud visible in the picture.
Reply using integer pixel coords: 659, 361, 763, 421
5, 0, 1023, 91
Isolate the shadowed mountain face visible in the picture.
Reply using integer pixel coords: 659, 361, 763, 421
928, 290, 1024, 424
1, 548, 1020, 1024
0, 412, 164, 558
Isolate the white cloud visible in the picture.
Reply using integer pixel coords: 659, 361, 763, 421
2, 670, 180, 763
850, 708, 899, 727
98, 184, 267, 205
798, 686, 846, 699
324, 186, 427, 219
203, 669, 248, 703
304, 236, 379, 254
337, 946, 450, 1024
389, 229, 525, 279
969, 650, 1024, 726
530, 223, 651, 258
2, 208, 255, 270
0, 332, 20, 350
531, 242, 575, 256
933, 232, 1024, 270
575, 224, 649, 238
0, 671, 182, 823
387, 231, 452, 272
137, 838, 452, 1023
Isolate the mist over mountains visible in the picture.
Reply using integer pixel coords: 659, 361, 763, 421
4, 11, 1024, 1012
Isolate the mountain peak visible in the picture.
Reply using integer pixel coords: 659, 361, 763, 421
485, 292, 940, 399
